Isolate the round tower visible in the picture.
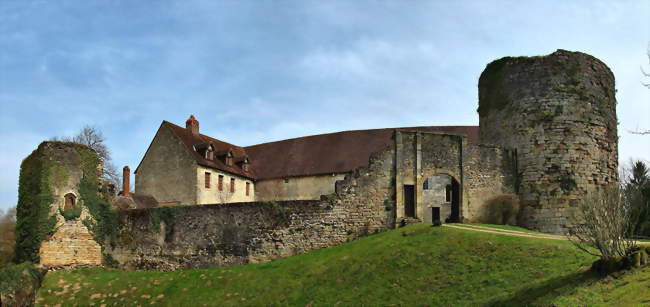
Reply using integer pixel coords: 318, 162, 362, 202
478, 49, 618, 234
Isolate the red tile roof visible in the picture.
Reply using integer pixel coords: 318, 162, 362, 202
245, 126, 479, 180
142, 119, 478, 181
163, 121, 257, 179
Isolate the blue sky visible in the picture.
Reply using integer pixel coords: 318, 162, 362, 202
1, 0, 649, 211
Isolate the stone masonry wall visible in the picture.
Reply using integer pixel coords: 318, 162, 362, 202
135, 124, 197, 205
478, 50, 618, 233
108, 147, 396, 270
39, 219, 102, 267
463, 144, 517, 222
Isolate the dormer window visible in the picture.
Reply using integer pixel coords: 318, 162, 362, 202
194, 143, 214, 160
236, 156, 250, 171
226, 153, 233, 166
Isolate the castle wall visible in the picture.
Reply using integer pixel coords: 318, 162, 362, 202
16, 142, 104, 267
108, 147, 396, 270
254, 174, 347, 201
135, 125, 197, 205
395, 131, 465, 222
478, 50, 618, 233
463, 144, 517, 222
196, 166, 255, 204
39, 219, 101, 267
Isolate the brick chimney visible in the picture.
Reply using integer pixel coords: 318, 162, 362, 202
186, 115, 199, 135
122, 166, 130, 196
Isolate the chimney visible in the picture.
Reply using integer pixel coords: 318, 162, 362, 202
186, 115, 199, 135
122, 166, 130, 196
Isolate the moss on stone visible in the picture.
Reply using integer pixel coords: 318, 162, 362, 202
14, 146, 57, 263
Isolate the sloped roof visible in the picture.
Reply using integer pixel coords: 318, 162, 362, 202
245, 126, 479, 180
162, 121, 256, 179
139, 118, 478, 181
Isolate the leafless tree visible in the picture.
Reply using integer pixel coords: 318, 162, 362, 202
567, 187, 638, 261
642, 42, 650, 89
632, 43, 650, 134
52, 125, 122, 191
0, 206, 16, 267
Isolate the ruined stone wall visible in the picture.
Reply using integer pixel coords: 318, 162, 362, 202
108, 147, 396, 270
40, 219, 101, 267
463, 144, 517, 222
478, 49, 618, 233
255, 174, 347, 202
15, 142, 104, 267
135, 125, 197, 205
395, 131, 464, 222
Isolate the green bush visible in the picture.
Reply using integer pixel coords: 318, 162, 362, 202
59, 206, 82, 221
0, 262, 41, 294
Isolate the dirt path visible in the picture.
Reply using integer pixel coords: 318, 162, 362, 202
443, 223, 650, 246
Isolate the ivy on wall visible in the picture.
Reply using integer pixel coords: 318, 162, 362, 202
14, 142, 119, 265
14, 148, 57, 263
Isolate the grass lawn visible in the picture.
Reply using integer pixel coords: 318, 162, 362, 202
548, 266, 650, 306
36, 224, 599, 306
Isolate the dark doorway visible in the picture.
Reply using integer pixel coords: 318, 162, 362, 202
404, 185, 415, 217
431, 207, 441, 224
450, 178, 460, 222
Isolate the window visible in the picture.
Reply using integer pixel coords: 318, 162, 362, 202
242, 163, 248, 171
218, 175, 223, 191
64, 193, 76, 211
205, 172, 211, 188
230, 178, 235, 192
246, 182, 250, 196
445, 184, 452, 202
226, 156, 233, 166
284, 178, 289, 184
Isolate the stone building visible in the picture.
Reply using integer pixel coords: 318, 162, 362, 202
16, 49, 619, 270
134, 50, 618, 234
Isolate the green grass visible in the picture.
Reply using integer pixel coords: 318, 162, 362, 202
36, 224, 599, 306
548, 267, 650, 306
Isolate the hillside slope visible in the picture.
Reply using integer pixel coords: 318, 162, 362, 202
36, 224, 601, 306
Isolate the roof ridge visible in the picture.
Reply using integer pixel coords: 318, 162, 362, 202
245, 125, 479, 149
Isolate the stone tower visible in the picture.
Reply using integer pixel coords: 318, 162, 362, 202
15, 142, 103, 267
478, 49, 618, 234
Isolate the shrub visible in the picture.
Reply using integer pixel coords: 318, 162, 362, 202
0, 262, 42, 306
59, 206, 82, 221
567, 186, 638, 274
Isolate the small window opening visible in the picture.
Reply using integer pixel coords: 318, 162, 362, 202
230, 178, 235, 193
246, 182, 250, 196
218, 175, 223, 191
445, 184, 452, 202
64, 193, 76, 211
205, 172, 211, 188
284, 178, 289, 184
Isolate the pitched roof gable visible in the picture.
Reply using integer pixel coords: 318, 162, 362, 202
162, 121, 256, 179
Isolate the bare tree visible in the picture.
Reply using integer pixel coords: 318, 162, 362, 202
0, 206, 16, 267
567, 187, 638, 261
52, 125, 122, 191
632, 43, 650, 134
642, 42, 650, 89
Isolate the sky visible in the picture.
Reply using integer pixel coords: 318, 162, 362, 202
1, 0, 649, 211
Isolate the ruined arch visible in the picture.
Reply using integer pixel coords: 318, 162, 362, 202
421, 173, 461, 224
63, 192, 77, 211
